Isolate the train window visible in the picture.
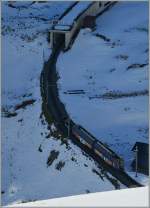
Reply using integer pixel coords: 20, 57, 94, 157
99, 2, 102, 7
80, 128, 95, 142
80, 137, 87, 145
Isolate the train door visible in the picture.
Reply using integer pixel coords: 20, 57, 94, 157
112, 160, 120, 169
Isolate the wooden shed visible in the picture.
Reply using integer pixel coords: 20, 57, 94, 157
131, 142, 149, 175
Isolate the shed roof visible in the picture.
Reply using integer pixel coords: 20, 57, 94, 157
132, 142, 149, 153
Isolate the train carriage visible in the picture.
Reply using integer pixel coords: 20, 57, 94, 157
71, 124, 124, 170
72, 125, 94, 148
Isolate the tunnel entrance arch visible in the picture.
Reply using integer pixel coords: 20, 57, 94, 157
53, 32, 65, 49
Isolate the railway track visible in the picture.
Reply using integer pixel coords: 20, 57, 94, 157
40, 43, 143, 188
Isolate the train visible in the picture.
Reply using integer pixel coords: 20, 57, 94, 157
64, 118, 124, 170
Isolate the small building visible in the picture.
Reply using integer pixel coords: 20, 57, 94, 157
131, 142, 149, 175
49, 1, 113, 50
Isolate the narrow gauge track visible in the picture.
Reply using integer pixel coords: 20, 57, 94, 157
40, 42, 143, 188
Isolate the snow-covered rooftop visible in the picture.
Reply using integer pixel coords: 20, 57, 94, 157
53, 2, 93, 31
54, 25, 71, 31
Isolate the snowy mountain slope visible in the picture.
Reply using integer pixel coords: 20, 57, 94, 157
57, 1, 149, 177
1, 2, 126, 206
2, 1, 73, 104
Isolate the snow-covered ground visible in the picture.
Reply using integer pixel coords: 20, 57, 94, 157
54, 1, 92, 29
1, 2, 127, 206
7, 186, 149, 207
57, 1, 149, 181
127, 172, 149, 186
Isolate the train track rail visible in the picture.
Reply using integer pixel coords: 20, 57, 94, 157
40, 43, 143, 188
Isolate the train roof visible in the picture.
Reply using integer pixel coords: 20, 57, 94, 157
78, 125, 122, 160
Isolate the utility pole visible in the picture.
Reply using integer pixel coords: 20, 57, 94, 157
68, 118, 71, 139
46, 83, 49, 105
135, 145, 138, 177
43, 49, 45, 63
